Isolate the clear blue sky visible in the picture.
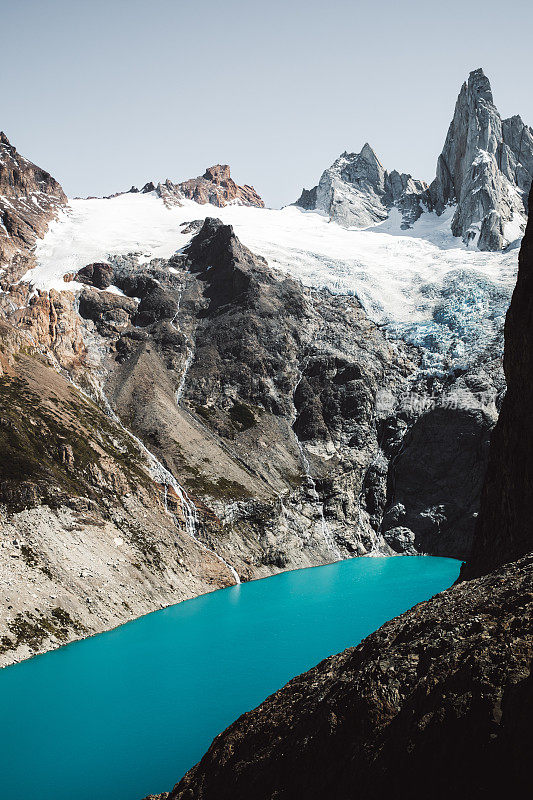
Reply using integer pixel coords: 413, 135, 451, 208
3, 0, 532, 207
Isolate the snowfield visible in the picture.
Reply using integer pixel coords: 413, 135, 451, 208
23, 192, 519, 371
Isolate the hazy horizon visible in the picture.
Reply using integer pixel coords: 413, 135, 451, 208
3, 0, 533, 208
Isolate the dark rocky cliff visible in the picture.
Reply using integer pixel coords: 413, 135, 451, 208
167, 555, 532, 800
462, 183, 533, 577
144, 187, 533, 800
76, 217, 495, 568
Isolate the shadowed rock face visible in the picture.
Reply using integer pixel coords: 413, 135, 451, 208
165, 555, 533, 800
143, 188, 533, 800
0, 132, 67, 278
462, 183, 533, 578
381, 405, 493, 559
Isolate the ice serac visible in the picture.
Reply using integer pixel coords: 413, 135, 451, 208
430, 68, 533, 250
139, 164, 264, 209
296, 143, 427, 228
0, 131, 67, 278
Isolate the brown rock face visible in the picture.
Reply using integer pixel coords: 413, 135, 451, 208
2, 286, 87, 371
0, 132, 67, 277
141, 165, 264, 208
462, 183, 533, 577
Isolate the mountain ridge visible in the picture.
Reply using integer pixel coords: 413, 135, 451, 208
295, 68, 533, 251
0, 131, 67, 281
126, 163, 264, 208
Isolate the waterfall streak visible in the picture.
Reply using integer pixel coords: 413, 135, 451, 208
293, 354, 342, 561
45, 351, 240, 584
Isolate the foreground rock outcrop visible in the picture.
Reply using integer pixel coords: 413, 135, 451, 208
295, 69, 533, 250
144, 187, 533, 799
166, 555, 532, 800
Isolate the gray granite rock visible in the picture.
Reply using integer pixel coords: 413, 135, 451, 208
296, 143, 427, 229
430, 68, 533, 250
295, 69, 533, 251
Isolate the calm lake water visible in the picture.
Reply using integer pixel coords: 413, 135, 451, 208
0, 556, 460, 799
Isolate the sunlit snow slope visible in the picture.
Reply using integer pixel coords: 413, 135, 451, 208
23, 193, 518, 371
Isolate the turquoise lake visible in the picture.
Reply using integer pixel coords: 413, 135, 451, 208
0, 555, 460, 799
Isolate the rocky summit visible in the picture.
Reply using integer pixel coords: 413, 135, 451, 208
296, 68, 533, 251
295, 143, 428, 229
431, 68, 533, 250
136, 164, 264, 208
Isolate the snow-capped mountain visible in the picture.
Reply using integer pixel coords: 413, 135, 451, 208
20, 182, 517, 373
295, 143, 428, 229
295, 69, 533, 251
0, 66, 526, 666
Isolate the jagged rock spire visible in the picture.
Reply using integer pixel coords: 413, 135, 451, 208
294, 68, 533, 250
430, 68, 533, 249
295, 143, 427, 229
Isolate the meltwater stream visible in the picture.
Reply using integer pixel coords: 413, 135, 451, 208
0, 556, 460, 800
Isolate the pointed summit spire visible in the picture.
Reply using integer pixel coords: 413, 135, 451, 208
360, 143, 383, 168
465, 67, 493, 104
294, 68, 532, 249
429, 67, 533, 249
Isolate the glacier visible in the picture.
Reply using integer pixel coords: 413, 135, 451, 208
22, 191, 517, 373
